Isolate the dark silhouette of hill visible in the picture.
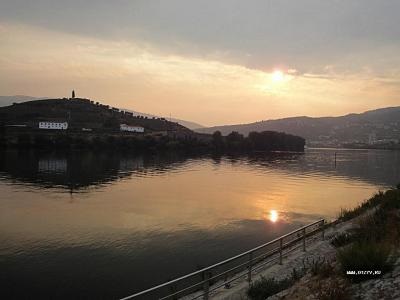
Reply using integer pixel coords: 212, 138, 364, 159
196, 107, 400, 147
121, 108, 204, 130
0, 95, 204, 130
0, 97, 192, 134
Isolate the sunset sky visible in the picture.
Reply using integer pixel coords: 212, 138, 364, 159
1, 1, 399, 126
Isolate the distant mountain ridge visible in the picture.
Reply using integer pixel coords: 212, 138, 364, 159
195, 107, 400, 147
0, 96, 204, 130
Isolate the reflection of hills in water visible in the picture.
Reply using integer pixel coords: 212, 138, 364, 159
0, 149, 399, 190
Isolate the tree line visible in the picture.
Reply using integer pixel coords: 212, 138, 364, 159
1, 130, 305, 153
211, 130, 305, 152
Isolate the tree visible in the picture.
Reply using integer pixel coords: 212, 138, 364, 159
226, 131, 244, 150
212, 131, 224, 150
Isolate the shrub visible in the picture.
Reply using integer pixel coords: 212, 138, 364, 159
338, 207, 366, 221
380, 189, 400, 210
354, 199, 400, 243
309, 257, 335, 278
290, 266, 307, 281
331, 231, 354, 248
312, 276, 351, 300
247, 276, 292, 300
354, 210, 386, 242
337, 242, 393, 282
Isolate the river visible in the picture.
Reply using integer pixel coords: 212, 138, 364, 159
0, 148, 399, 299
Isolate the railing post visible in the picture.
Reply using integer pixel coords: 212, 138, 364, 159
248, 252, 253, 285
279, 238, 283, 265
321, 220, 325, 240
169, 284, 177, 300
224, 273, 230, 289
302, 227, 306, 251
203, 271, 210, 300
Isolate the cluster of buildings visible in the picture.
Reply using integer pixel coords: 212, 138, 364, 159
37, 121, 144, 133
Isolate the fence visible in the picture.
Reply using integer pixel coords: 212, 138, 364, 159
121, 219, 325, 300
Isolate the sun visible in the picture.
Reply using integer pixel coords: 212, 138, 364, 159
272, 70, 284, 82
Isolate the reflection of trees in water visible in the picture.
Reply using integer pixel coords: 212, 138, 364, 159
0, 150, 195, 191
0, 149, 399, 190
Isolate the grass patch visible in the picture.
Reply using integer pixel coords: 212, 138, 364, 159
337, 241, 394, 282
247, 276, 293, 300
247, 264, 307, 300
336, 187, 400, 282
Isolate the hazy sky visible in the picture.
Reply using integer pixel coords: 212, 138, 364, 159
1, 1, 399, 126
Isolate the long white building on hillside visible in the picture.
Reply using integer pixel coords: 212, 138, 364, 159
120, 124, 144, 133
39, 122, 68, 130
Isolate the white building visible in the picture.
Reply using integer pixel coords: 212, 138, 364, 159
120, 124, 144, 133
39, 122, 68, 130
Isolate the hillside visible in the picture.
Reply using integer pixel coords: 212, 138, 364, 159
121, 109, 203, 130
0, 95, 203, 130
0, 98, 194, 135
196, 107, 400, 147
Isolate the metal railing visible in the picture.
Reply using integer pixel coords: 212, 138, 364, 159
121, 219, 325, 300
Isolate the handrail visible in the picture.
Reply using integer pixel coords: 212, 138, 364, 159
120, 218, 325, 300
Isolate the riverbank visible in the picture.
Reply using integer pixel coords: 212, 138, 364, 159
202, 186, 400, 300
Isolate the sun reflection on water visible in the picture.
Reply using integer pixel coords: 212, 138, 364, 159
269, 210, 279, 222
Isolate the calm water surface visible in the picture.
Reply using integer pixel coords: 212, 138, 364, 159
1, 148, 399, 299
